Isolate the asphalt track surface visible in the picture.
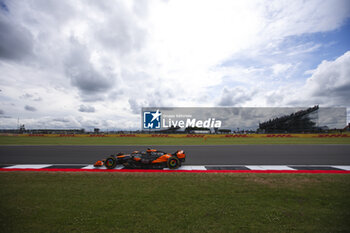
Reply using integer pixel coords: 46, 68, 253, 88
0, 145, 349, 165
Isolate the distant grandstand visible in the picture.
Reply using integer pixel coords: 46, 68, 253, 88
0, 128, 85, 134
258, 105, 320, 133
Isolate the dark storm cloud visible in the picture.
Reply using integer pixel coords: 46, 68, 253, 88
65, 39, 115, 97
0, 14, 34, 60
79, 104, 95, 113
24, 105, 36, 111
313, 83, 350, 104
0, 1, 9, 12
0, 109, 4, 114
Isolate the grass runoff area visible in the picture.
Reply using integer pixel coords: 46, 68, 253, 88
0, 172, 349, 233
1, 137, 349, 233
0, 135, 350, 145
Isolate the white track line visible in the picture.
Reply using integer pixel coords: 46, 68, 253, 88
331, 166, 350, 171
164, 165, 206, 170
82, 165, 106, 169
5, 164, 52, 169
82, 165, 124, 169
246, 165, 295, 170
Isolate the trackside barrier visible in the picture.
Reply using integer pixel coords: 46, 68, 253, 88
186, 135, 205, 138
1, 133, 349, 138
317, 134, 350, 137
266, 134, 293, 138
225, 135, 248, 138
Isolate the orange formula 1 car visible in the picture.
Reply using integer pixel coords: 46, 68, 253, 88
94, 148, 186, 169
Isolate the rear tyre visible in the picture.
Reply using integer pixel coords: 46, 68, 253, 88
105, 157, 117, 169
167, 156, 180, 170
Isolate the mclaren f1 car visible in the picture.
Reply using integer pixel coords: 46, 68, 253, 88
94, 148, 186, 169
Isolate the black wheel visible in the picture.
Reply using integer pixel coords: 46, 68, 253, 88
105, 157, 117, 169
167, 156, 180, 170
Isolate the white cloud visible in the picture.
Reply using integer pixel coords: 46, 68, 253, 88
262, 0, 350, 37
254, 51, 350, 109
271, 63, 293, 76
302, 51, 350, 106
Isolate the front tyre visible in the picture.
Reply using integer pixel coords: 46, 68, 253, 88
105, 157, 117, 169
167, 156, 180, 170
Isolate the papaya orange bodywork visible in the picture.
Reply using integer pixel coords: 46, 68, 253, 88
176, 151, 185, 159
94, 160, 103, 167
152, 154, 171, 163
95, 148, 186, 169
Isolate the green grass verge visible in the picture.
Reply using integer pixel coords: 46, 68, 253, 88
0, 136, 350, 145
0, 172, 349, 233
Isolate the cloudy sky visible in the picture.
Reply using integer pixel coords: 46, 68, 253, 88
0, 0, 349, 130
